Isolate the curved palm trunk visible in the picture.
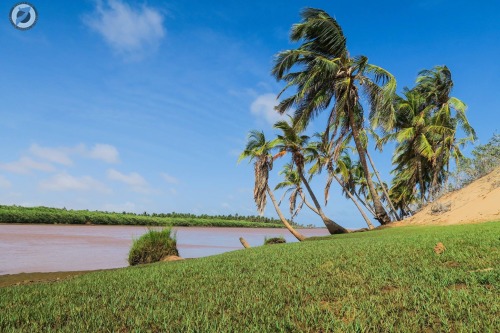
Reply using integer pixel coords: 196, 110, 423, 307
347, 106, 392, 225
298, 172, 348, 234
266, 185, 306, 241
300, 192, 320, 215
355, 192, 376, 216
365, 151, 399, 221
332, 174, 374, 230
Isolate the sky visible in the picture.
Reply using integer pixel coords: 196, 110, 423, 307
0, 0, 499, 229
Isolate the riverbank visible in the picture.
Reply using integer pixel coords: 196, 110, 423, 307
0, 270, 100, 288
1, 222, 498, 332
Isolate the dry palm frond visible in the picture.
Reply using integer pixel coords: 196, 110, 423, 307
254, 157, 270, 214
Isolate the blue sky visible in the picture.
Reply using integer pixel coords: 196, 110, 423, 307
0, 0, 498, 229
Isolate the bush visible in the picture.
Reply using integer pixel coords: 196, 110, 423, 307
263, 236, 286, 245
450, 134, 500, 189
128, 228, 178, 266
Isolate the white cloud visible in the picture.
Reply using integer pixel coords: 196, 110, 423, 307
0, 157, 55, 174
160, 172, 179, 184
250, 93, 286, 125
0, 175, 11, 189
107, 168, 154, 194
107, 169, 147, 186
29, 144, 73, 165
84, 0, 166, 59
26, 143, 119, 165
87, 144, 119, 163
39, 173, 110, 193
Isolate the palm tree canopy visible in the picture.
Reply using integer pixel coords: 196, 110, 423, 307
271, 8, 396, 134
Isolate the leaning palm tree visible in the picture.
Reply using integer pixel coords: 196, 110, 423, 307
272, 8, 396, 225
415, 66, 476, 198
238, 130, 306, 241
387, 89, 438, 204
275, 163, 308, 219
274, 119, 348, 234
306, 134, 375, 229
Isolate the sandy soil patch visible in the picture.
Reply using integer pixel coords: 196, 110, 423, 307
392, 167, 500, 226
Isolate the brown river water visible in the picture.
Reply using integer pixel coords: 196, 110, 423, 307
0, 224, 329, 275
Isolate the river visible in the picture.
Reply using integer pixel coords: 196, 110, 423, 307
0, 224, 329, 275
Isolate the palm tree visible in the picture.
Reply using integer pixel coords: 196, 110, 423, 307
414, 66, 476, 198
274, 119, 348, 234
271, 8, 396, 225
388, 89, 438, 204
238, 130, 306, 241
306, 135, 375, 229
275, 163, 306, 219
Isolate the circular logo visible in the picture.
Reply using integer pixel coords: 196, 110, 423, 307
9, 2, 38, 30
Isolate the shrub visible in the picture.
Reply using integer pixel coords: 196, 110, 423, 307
128, 228, 178, 266
263, 236, 286, 245
430, 202, 451, 215
450, 134, 500, 190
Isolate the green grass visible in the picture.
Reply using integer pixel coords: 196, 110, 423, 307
1, 222, 499, 332
128, 228, 178, 266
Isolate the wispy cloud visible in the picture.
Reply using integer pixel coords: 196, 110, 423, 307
87, 144, 120, 163
107, 168, 153, 193
107, 169, 147, 186
250, 93, 286, 126
160, 172, 179, 184
84, 0, 166, 60
0, 157, 55, 174
39, 173, 110, 192
0, 175, 11, 189
26, 143, 119, 166
29, 144, 73, 166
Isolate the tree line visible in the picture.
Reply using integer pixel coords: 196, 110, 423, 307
0, 205, 302, 228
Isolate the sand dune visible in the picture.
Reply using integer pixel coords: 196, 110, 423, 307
393, 167, 500, 226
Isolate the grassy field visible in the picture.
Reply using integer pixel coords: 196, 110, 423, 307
0, 205, 284, 228
0, 222, 498, 332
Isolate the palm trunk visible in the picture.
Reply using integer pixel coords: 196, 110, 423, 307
347, 106, 391, 225
355, 192, 376, 217
444, 159, 451, 190
431, 167, 439, 200
417, 159, 425, 204
239, 237, 251, 249
430, 145, 443, 201
365, 150, 399, 221
266, 185, 306, 241
298, 172, 348, 234
300, 192, 320, 215
332, 174, 374, 229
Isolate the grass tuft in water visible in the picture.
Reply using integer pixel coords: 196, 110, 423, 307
264, 236, 287, 245
128, 227, 178, 265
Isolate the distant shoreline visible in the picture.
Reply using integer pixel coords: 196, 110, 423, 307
0, 204, 296, 228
